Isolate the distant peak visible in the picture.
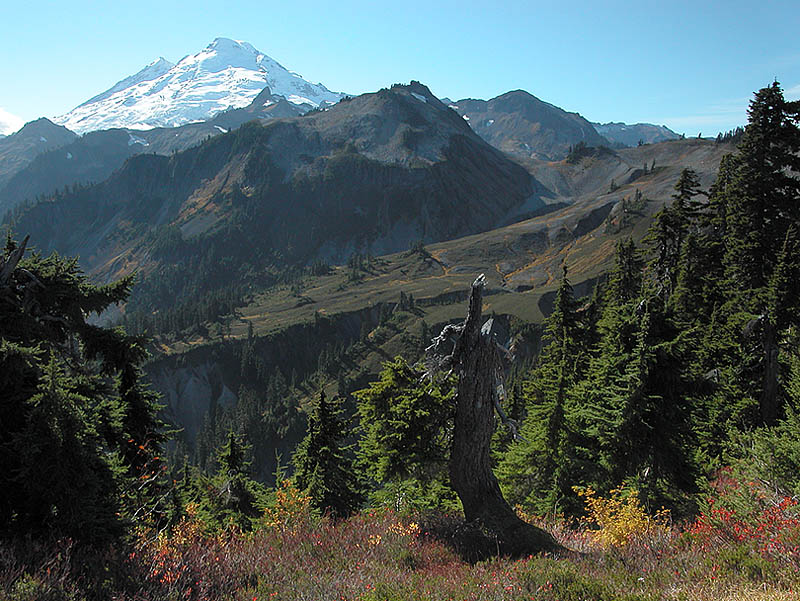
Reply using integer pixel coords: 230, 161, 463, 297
55, 37, 346, 134
149, 57, 174, 68
208, 37, 256, 52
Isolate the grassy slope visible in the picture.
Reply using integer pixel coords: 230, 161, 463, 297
154, 138, 731, 356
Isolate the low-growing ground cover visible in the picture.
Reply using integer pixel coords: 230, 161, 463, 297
2, 476, 798, 601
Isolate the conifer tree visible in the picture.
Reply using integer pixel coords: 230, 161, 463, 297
724, 82, 800, 292
498, 267, 586, 514
582, 240, 697, 507
672, 168, 703, 220
196, 430, 267, 530
0, 235, 166, 541
293, 391, 362, 517
645, 169, 703, 296
356, 357, 453, 490
594, 301, 697, 507
606, 238, 643, 304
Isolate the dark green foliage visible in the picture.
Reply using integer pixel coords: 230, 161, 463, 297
643, 168, 702, 296
606, 238, 643, 305
716, 126, 745, 144
0, 235, 166, 542
588, 296, 698, 508
293, 392, 363, 517
565, 141, 615, 164
355, 356, 457, 507
723, 82, 800, 291
726, 405, 800, 500
191, 431, 268, 531
495, 82, 799, 517
499, 268, 587, 514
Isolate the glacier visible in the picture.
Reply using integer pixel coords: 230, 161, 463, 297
55, 38, 345, 134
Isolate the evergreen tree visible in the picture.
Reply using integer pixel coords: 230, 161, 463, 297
499, 267, 586, 514
594, 301, 697, 508
724, 82, 800, 292
293, 391, 362, 517
195, 430, 267, 530
356, 357, 455, 506
0, 235, 166, 542
606, 238, 643, 305
578, 239, 698, 509
672, 168, 703, 220
645, 169, 702, 296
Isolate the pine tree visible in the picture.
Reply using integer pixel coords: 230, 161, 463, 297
293, 391, 362, 517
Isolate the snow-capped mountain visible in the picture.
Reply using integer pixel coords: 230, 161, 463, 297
55, 38, 345, 134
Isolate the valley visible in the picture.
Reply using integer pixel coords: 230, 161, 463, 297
1, 71, 732, 471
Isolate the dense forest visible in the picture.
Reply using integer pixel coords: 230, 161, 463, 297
1, 82, 799, 600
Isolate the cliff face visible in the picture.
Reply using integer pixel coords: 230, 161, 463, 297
150, 360, 238, 442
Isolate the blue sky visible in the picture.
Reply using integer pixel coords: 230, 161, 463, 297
1, 0, 798, 136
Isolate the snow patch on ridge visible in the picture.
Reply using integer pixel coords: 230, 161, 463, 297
128, 133, 149, 146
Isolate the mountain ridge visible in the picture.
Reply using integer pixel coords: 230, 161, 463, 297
449, 90, 609, 160
0, 118, 77, 190
14, 83, 540, 293
592, 121, 680, 146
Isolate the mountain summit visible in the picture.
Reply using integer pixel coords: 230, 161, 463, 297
449, 90, 608, 161
54, 38, 345, 134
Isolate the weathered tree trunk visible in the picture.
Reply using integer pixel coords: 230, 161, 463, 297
445, 276, 561, 557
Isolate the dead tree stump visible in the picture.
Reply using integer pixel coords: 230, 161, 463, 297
427, 275, 562, 557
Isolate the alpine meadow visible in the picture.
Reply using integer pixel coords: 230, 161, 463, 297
2, 14, 800, 601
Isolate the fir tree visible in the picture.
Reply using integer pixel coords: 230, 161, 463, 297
498, 267, 586, 514
293, 391, 362, 518
724, 82, 800, 292
195, 430, 267, 530
645, 169, 703, 296
606, 238, 643, 305
0, 235, 166, 542
356, 357, 455, 507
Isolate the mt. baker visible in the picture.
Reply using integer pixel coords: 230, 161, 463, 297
55, 38, 345, 134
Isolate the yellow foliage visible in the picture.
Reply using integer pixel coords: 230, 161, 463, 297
575, 485, 670, 548
259, 479, 313, 533
387, 521, 420, 537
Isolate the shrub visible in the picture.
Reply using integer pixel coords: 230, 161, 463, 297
689, 467, 800, 570
259, 478, 314, 533
575, 485, 670, 548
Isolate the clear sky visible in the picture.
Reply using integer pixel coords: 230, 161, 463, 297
1, 0, 798, 136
